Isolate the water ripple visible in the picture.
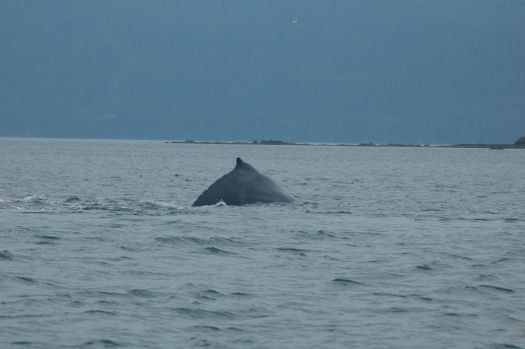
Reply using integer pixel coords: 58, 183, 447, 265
173, 307, 235, 320
478, 284, 515, 293
0, 250, 14, 260
332, 278, 364, 286
82, 339, 121, 348
204, 246, 234, 255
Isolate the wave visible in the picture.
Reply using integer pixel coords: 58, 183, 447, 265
82, 339, 122, 348
478, 284, 515, 293
155, 236, 243, 246
276, 247, 309, 255
173, 307, 235, 320
12, 276, 37, 284
82, 309, 118, 316
0, 250, 14, 260
128, 289, 155, 297
332, 278, 364, 285
204, 246, 234, 255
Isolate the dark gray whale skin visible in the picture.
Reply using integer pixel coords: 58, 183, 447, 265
192, 158, 294, 206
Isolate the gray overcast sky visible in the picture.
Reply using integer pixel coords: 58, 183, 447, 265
1, 0, 524, 143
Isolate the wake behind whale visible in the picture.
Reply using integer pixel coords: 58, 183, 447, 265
192, 158, 294, 206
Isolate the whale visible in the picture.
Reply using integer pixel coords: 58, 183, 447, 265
192, 157, 294, 206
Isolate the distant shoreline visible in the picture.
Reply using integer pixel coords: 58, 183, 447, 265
1, 137, 523, 149
166, 140, 525, 149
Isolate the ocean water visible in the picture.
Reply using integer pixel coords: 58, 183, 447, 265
1, 138, 524, 349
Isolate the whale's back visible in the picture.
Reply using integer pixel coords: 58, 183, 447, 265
192, 158, 294, 206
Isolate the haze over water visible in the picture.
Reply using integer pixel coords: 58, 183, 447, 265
1, 138, 524, 348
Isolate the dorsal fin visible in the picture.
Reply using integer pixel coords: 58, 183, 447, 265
235, 157, 254, 171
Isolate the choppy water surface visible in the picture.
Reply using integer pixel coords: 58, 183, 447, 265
1, 138, 524, 349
